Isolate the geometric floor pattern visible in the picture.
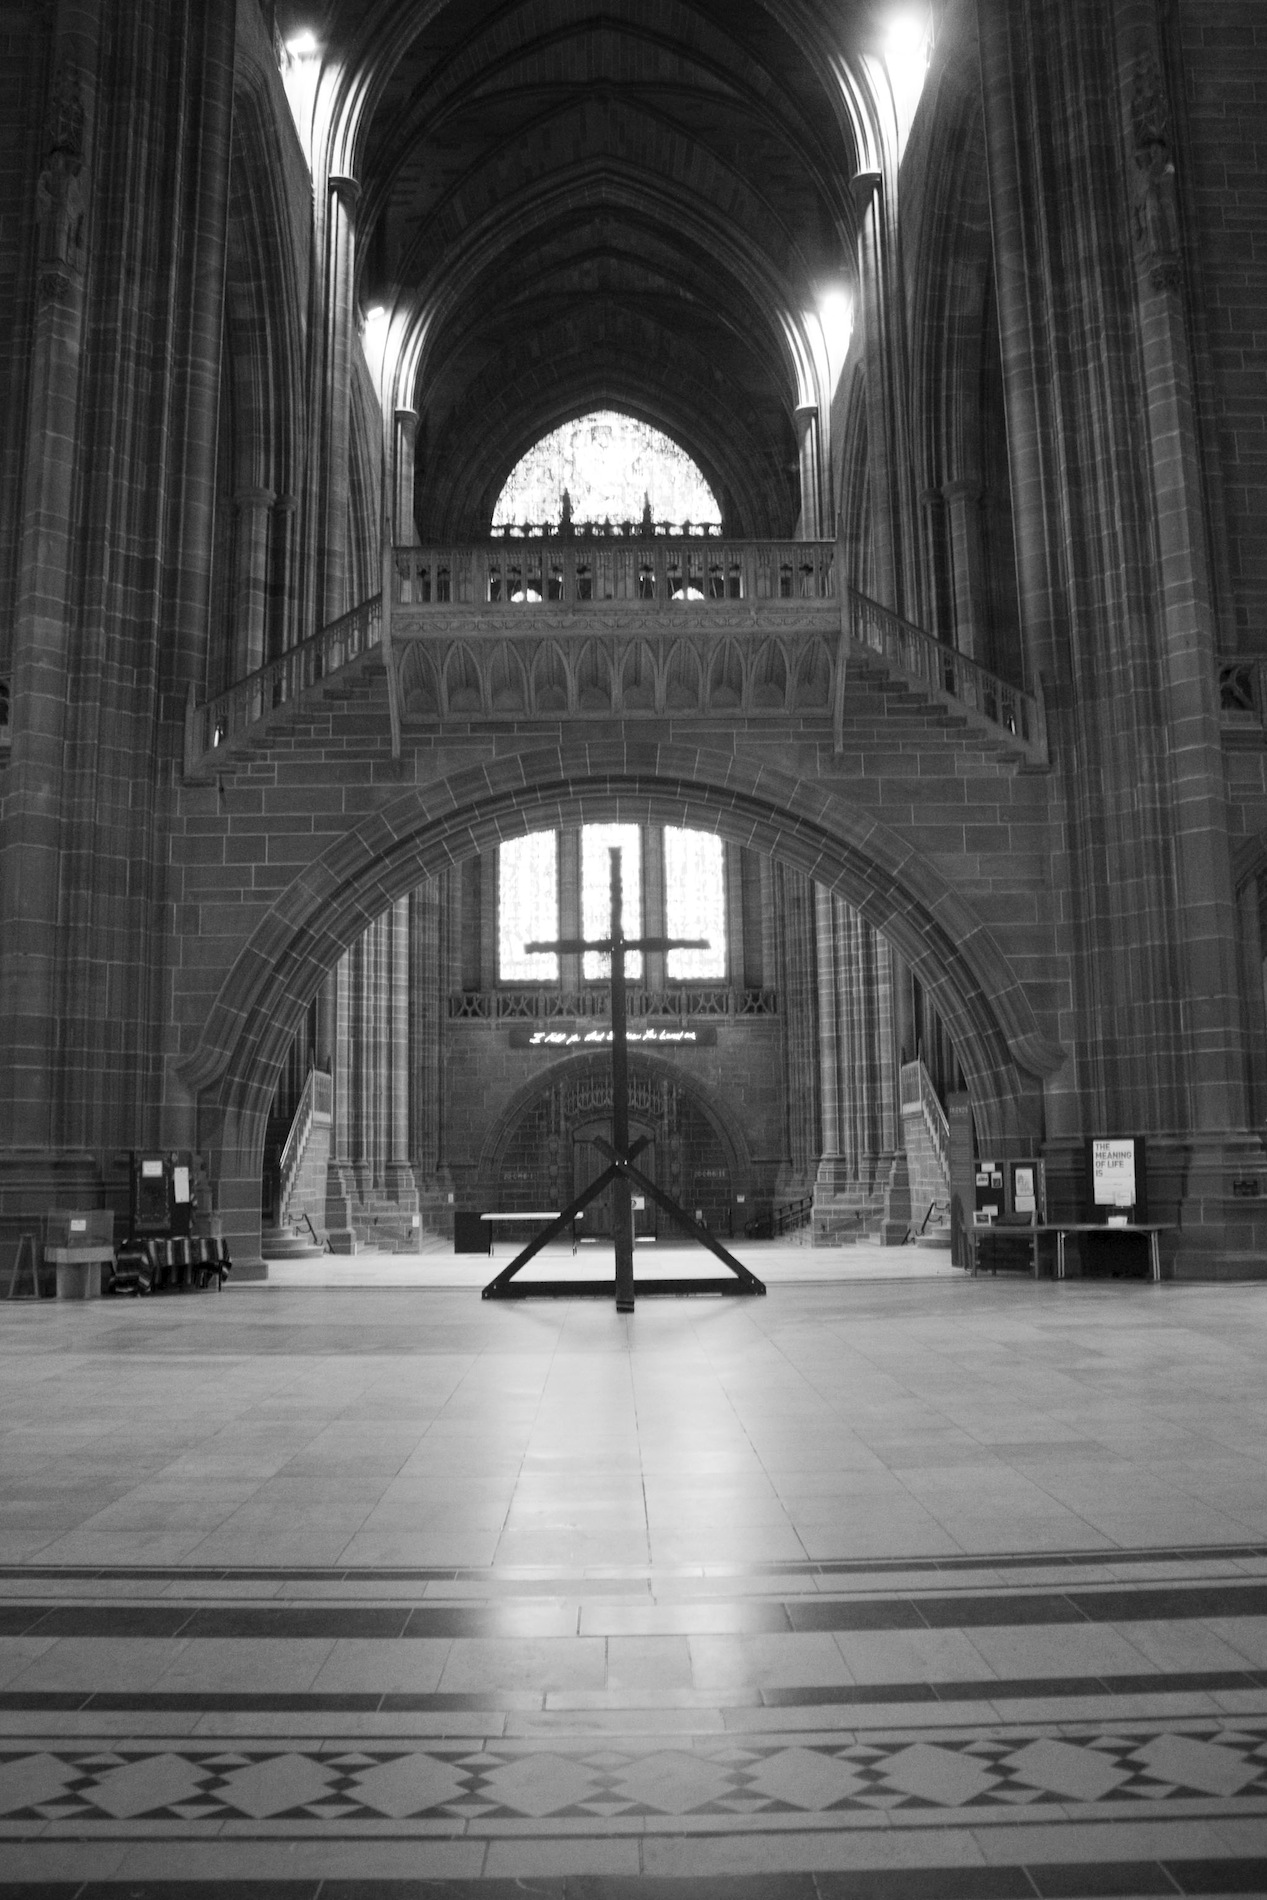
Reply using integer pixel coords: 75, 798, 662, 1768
4, 1726, 1267, 1820
7, 1275, 1267, 1894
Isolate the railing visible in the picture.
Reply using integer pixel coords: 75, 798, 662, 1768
185, 595, 382, 772
277, 1066, 332, 1224
449, 986, 778, 1021
393, 539, 835, 609
900, 1056, 951, 1184
849, 592, 1045, 756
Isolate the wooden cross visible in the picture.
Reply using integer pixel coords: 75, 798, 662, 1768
482, 846, 765, 1311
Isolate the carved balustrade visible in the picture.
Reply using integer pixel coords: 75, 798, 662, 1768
182, 542, 1059, 771
185, 595, 382, 774
392, 538, 835, 609
848, 593, 1046, 756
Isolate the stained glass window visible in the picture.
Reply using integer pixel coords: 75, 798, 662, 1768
498, 832, 559, 981
582, 824, 642, 979
665, 828, 726, 980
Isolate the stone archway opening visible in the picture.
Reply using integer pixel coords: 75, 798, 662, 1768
184, 746, 1060, 1268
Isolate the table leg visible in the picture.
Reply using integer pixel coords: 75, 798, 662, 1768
1057, 1232, 1066, 1280
1150, 1231, 1160, 1282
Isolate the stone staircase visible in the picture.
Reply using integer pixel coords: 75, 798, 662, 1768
901, 1058, 953, 1249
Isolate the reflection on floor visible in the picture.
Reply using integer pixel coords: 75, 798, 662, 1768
3, 1276, 1267, 1895
264, 1235, 961, 1286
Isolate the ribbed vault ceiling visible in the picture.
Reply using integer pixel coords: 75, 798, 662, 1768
284, 0, 883, 536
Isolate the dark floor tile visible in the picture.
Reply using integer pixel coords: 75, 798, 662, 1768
567, 1879, 816, 1900
32, 1604, 193, 1638
326, 1885, 565, 1900
763, 1680, 935, 1706
77, 1885, 320, 1900
917, 1592, 1084, 1627
816, 1868, 1037, 1899
0, 1607, 46, 1636
959, 1675, 1107, 1700
787, 1597, 924, 1632
0, 1691, 88, 1710
1166, 1859, 1267, 1894
0, 1885, 84, 1900
1073, 1586, 1267, 1623
1028, 1861, 1178, 1896
186, 1606, 410, 1639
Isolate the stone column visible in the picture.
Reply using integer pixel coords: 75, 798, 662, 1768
232, 486, 275, 679
385, 897, 416, 1206
410, 881, 442, 1182
943, 479, 986, 663
0, 24, 100, 1161
978, 0, 1263, 1268
320, 173, 359, 625
479, 852, 498, 993
775, 864, 819, 1194
851, 168, 911, 615
270, 493, 300, 658
812, 892, 904, 1242
394, 409, 418, 544
794, 404, 821, 539
813, 886, 845, 1199
725, 842, 746, 993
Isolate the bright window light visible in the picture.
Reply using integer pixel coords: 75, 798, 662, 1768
816, 285, 854, 400
281, 29, 322, 169
499, 833, 559, 982
883, 9, 932, 155
583, 824, 642, 980
665, 829, 726, 980
493, 412, 721, 531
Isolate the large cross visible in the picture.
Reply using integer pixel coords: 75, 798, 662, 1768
482, 847, 766, 1311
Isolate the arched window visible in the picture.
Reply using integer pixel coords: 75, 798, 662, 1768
664, 828, 726, 980
497, 824, 726, 985
498, 832, 558, 981
493, 411, 721, 531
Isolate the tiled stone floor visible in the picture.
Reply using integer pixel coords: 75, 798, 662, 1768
4, 1275, 1267, 1896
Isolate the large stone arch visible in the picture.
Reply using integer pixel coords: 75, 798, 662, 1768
184, 740, 1064, 1260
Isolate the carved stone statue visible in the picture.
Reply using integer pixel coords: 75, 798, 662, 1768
1129, 52, 1181, 293
36, 64, 87, 300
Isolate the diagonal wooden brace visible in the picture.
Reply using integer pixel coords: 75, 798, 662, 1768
482, 1162, 620, 1298
591, 1137, 766, 1294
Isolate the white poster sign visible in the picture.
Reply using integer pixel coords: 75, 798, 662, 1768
1093, 1139, 1136, 1208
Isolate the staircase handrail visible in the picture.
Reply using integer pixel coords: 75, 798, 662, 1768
900, 1056, 951, 1180
185, 595, 383, 774
277, 1066, 332, 1225
847, 589, 1046, 761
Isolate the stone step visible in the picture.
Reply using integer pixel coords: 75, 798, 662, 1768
261, 1226, 326, 1260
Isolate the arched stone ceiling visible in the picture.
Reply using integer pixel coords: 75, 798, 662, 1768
284, 0, 881, 536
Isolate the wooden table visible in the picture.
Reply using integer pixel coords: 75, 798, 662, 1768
481, 1213, 571, 1256
1050, 1222, 1168, 1282
972, 1223, 1168, 1282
